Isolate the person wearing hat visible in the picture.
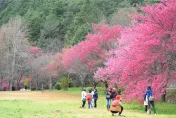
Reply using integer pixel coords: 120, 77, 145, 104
110, 95, 124, 116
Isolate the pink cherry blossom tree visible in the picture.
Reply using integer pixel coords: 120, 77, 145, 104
45, 24, 122, 88
95, 0, 176, 102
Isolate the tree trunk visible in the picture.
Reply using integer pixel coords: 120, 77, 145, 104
30, 80, 31, 90
49, 78, 52, 90
10, 81, 13, 91
16, 74, 22, 90
10, 47, 16, 91
42, 84, 43, 93
93, 81, 98, 89
0, 73, 3, 90
105, 81, 108, 88
80, 75, 85, 91
9, 81, 11, 91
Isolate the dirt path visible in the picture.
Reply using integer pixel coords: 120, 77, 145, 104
0, 91, 79, 101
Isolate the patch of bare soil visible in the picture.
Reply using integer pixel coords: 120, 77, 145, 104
0, 91, 79, 101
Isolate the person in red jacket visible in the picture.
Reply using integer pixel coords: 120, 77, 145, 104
87, 90, 93, 108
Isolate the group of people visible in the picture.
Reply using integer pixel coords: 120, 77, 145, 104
81, 88, 98, 108
106, 87, 124, 116
81, 87, 123, 116
81, 86, 160, 116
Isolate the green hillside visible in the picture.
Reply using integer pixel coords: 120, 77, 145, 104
0, 0, 160, 51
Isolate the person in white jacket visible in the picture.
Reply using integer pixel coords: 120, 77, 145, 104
81, 89, 87, 108
91, 89, 94, 108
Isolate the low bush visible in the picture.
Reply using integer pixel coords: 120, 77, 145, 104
55, 83, 61, 90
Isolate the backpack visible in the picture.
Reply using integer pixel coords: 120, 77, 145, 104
112, 100, 119, 107
87, 94, 92, 101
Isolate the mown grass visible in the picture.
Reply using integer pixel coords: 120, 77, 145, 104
0, 88, 175, 118
58, 87, 176, 114
123, 102, 176, 115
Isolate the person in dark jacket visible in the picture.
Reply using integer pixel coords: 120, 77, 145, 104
93, 89, 98, 108
111, 88, 118, 101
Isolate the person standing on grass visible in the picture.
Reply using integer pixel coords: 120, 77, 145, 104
106, 87, 112, 111
144, 93, 148, 112
81, 89, 87, 108
161, 86, 166, 102
145, 86, 156, 115
87, 90, 93, 108
93, 89, 98, 108
91, 88, 94, 108
110, 88, 118, 101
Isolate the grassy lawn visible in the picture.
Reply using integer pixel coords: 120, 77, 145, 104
0, 88, 175, 118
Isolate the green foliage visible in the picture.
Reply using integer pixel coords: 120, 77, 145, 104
31, 88, 36, 91
37, 14, 64, 51
23, 79, 29, 87
60, 76, 71, 91
59, 87, 106, 96
0, 0, 12, 12
55, 82, 61, 90
123, 102, 176, 115
166, 91, 176, 103
0, 0, 160, 49
24, 9, 45, 42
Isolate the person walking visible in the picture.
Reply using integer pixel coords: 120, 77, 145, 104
144, 93, 148, 112
145, 86, 156, 115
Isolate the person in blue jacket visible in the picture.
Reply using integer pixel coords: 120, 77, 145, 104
145, 86, 156, 115
93, 89, 98, 108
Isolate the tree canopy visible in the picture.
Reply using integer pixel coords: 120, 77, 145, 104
0, 0, 160, 50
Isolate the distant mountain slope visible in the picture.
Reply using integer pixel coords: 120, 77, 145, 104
0, 0, 160, 51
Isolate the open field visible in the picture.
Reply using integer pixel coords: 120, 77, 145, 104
0, 89, 176, 118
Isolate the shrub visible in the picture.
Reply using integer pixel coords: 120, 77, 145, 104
3, 87, 6, 91
55, 83, 61, 90
31, 88, 36, 91
12, 86, 16, 91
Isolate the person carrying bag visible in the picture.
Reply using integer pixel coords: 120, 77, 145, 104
145, 86, 156, 115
